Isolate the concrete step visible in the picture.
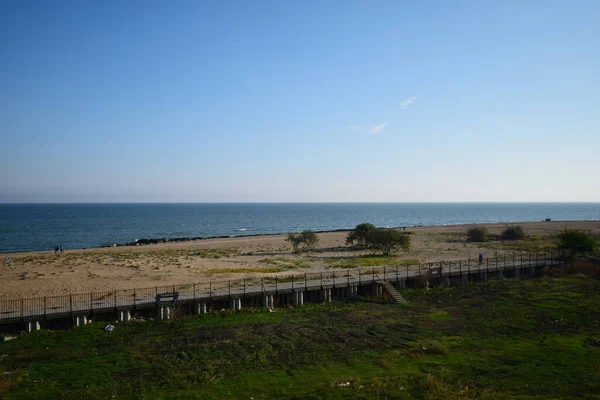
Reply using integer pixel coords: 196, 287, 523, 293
382, 282, 409, 304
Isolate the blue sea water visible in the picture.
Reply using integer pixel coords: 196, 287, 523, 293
0, 203, 598, 253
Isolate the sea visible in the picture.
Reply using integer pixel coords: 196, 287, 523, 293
0, 203, 598, 253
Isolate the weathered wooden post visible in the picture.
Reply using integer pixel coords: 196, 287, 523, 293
348, 269, 350, 286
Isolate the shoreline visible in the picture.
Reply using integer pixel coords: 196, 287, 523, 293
1, 220, 598, 299
3, 219, 598, 257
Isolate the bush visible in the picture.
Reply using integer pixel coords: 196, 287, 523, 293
286, 230, 319, 254
346, 223, 377, 248
501, 225, 526, 240
467, 227, 488, 242
557, 228, 598, 260
367, 228, 411, 255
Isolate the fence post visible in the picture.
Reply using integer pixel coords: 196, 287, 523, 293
133, 289, 137, 306
229, 280, 231, 297
495, 255, 498, 271
486, 258, 489, 273
384, 266, 386, 281
291, 275, 294, 290
467, 258, 470, 274
209, 281, 212, 296
359, 267, 361, 284
69, 294, 73, 313
333, 271, 335, 287
321, 272, 323, 288
275, 276, 278, 292
372, 268, 375, 282
459, 260, 462, 275
44, 296, 47, 316
193, 283, 196, 299
244, 279, 246, 294
348, 268, 350, 286
261, 278, 264, 293
89, 292, 92, 311
305, 273, 307, 291
114, 290, 117, 309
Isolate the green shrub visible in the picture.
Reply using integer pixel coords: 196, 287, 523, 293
467, 227, 488, 242
286, 230, 319, 254
346, 222, 377, 248
501, 225, 526, 240
557, 228, 598, 260
367, 229, 411, 255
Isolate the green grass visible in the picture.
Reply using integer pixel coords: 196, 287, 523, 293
1, 276, 599, 399
258, 257, 312, 269
204, 267, 284, 274
326, 256, 420, 269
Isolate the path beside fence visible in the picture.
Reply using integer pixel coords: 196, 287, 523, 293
1, 253, 561, 323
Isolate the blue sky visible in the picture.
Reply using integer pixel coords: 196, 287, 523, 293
1, 1, 598, 202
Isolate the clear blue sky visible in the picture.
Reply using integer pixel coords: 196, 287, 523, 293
1, 1, 598, 202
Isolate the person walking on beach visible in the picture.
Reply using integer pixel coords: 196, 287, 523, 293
60, 244, 64, 253
54, 245, 59, 254
478, 252, 484, 265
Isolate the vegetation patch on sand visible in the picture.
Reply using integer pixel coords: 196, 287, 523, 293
204, 267, 284, 274
2, 272, 598, 399
326, 256, 420, 269
258, 257, 312, 269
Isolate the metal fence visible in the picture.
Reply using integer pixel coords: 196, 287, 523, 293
0, 252, 562, 322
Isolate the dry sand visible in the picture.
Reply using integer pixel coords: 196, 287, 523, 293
1, 220, 598, 299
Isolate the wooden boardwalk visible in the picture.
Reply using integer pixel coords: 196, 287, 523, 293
0, 255, 560, 325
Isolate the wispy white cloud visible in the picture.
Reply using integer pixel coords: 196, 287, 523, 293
369, 122, 387, 134
400, 96, 417, 109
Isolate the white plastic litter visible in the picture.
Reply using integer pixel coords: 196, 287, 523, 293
104, 325, 115, 332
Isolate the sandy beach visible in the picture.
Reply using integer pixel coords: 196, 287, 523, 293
1, 220, 598, 299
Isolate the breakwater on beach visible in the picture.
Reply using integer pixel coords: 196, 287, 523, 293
1, 203, 598, 253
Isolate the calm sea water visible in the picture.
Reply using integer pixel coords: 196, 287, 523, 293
0, 203, 598, 253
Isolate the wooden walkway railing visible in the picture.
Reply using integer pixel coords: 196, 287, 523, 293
0, 253, 561, 322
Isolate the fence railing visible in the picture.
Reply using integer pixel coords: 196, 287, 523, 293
0, 252, 562, 322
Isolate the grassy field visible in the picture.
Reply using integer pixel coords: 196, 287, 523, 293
1, 274, 599, 399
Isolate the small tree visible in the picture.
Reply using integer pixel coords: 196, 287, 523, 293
367, 228, 411, 256
501, 225, 526, 240
286, 230, 319, 254
467, 227, 488, 242
346, 222, 377, 248
557, 228, 598, 260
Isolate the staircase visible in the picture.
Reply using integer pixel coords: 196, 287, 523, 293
382, 281, 409, 304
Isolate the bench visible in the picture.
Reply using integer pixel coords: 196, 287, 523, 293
155, 292, 179, 303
